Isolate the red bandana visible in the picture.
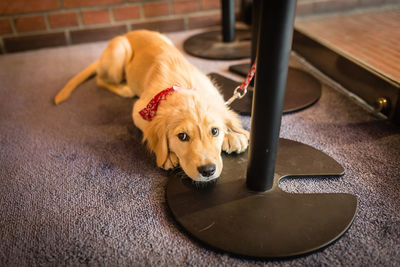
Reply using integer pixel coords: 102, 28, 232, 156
139, 86, 179, 121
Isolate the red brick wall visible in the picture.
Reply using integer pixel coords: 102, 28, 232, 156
0, 0, 228, 53
0, 0, 398, 53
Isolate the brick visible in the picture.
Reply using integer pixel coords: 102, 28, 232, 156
82, 9, 110, 25
173, 0, 198, 14
63, 0, 123, 8
70, 25, 127, 44
113, 5, 140, 21
201, 0, 221, 10
0, 0, 59, 15
188, 14, 221, 29
0, 18, 13, 34
4, 32, 66, 53
15, 15, 46, 33
49, 12, 79, 28
144, 2, 170, 18
131, 18, 184, 33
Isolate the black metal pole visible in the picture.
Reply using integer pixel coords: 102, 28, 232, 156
250, 0, 261, 64
221, 0, 235, 43
246, 0, 297, 192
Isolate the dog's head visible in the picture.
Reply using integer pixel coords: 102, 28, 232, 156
142, 89, 230, 182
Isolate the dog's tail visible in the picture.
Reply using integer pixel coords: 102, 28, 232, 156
54, 61, 99, 105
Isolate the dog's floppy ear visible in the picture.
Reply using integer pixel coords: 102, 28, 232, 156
142, 118, 169, 168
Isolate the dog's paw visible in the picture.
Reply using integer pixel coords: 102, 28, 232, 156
162, 152, 179, 170
222, 130, 249, 154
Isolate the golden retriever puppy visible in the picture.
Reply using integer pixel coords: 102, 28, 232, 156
55, 30, 249, 182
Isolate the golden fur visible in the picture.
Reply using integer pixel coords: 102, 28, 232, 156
55, 30, 249, 182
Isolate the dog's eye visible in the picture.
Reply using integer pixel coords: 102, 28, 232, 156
177, 132, 189, 142
211, 128, 219, 137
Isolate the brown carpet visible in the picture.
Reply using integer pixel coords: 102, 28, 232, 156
0, 29, 399, 266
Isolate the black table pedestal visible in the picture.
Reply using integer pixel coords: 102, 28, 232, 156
209, 67, 321, 115
183, 0, 251, 60
167, 139, 357, 258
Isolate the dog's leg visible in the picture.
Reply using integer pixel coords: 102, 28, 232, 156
96, 35, 135, 98
223, 109, 250, 154
96, 78, 135, 98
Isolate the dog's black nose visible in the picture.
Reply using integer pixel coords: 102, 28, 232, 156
197, 164, 216, 177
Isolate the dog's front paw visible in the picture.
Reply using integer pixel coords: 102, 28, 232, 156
222, 130, 249, 154
162, 152, 179, 170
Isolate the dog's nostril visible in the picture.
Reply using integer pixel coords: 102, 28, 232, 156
197, 164, 216, 177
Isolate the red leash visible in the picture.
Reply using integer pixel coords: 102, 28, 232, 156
225, 60, 257, 106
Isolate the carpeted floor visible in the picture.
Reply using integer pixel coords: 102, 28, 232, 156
0, 29, 399, 266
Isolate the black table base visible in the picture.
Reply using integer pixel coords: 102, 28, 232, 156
166, 138, 357, 258
183, 29, 251, 60
209, 68, 321, 115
